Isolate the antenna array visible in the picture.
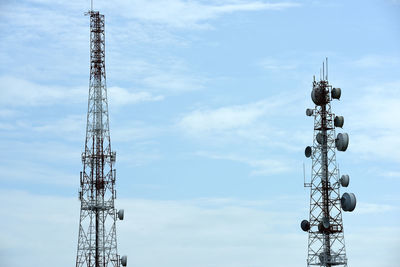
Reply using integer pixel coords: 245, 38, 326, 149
301, 59, 356, 266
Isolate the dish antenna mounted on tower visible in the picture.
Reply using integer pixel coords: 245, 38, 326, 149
75, 7, 127, 267
301, 58, 356, 266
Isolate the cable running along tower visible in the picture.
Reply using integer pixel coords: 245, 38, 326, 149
75, 10, 127, 267
301, 59, 356, 266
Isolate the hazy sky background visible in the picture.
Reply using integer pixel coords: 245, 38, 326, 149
0, 0, 399, 266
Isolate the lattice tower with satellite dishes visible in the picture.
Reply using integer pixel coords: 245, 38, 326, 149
75, 7, 127, 267
301, 59, 356, 267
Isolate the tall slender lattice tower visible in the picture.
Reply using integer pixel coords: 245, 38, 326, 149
300, 60, 356, 266
76, 10, 127, 267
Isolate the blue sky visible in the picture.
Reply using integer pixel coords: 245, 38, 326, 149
0, 0, 399, 266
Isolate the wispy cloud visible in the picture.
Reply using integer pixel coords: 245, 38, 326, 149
1, 191, 398, 267
178, 101, 267, 134
176, 96, 302, 176
0, 191, 303, 267
0, 76, 164, 108
0, 160, 77, 186
103, 0, 301, 29
356, 202, 399, 214
0, 139, 80, 186
178, 97, 295, 135
109, 58, 206, 93
112, 122, 163, 143
342, 81, 400, 162
259, 58, 298, 70
0, 109, 20, 118
0, 76, 86, 107
176, 95, 305, 150
1, 0, 296, 102
383, 171, 400, 178
196, 151, 295, 175
32, 115, 85, 139
351, 54, 400, 68
109, 86, 164, 106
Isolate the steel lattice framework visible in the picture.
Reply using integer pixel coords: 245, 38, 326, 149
301, 61, 355, 267
75, 10, 126, 267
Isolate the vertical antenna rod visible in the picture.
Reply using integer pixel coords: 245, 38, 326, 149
326, 57, 328, 81
75, 10, 127, 267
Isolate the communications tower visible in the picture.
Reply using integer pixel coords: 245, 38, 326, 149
75, 9, 127, 267
301, 59, 356, 266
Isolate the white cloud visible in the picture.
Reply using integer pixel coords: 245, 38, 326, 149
0, 109, 19, 118
0, 122, 16, 130
259, 58, 298, 70
141, 72, 205, 92
33, 115, 86, 139
0, 190, 398, 267
342, 81, 400, 162
112, 122, 163, 142
0, 76, 86, 107
0, 191, 303, 267
178, 98, 290, 134
383, 171, 400, 178
176, 96, 305, 176
1, 1, 295, 100
351, 54, 400, 68
346, 226, 400, 267
0, 191, 79, 266
196, 151, 294, 175
109, 86, 164, 106
108, 58, 206, 93
112, 125, 163, 166
0, 0, 300, 42
179, 102, 266, 133
103, 0, 301, 29
176, 95, 305, 150
356, 202, 399, 214
0, 161, 77, 187
0, 76, 164, 107
0, 140, 80, 186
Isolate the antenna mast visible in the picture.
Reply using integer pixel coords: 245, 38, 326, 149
301, 60, 356, 266
75, 9, 127, 267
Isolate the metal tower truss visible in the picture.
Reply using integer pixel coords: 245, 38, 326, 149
301, 60, 356, 267
76, 10, 127, 267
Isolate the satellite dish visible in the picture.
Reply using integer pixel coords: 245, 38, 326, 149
316, 132, 323, 144
306, 108, 313, 116
340, 175, 349, 187
305, 146, 312, 158
311, 86, 329, 106
318, 217, 330, 232
111, 151, 116, 163
318, 222, 326, 233
118, 209, 124, 220
301, 220, 310, 232
331, 87, 341, 100
322, 217, 330, 229
335, 133, 349, 151
334, 116, 344, 128
319, 252, 330, 265
121, 255, 127, 266
341, 192, 356, 212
